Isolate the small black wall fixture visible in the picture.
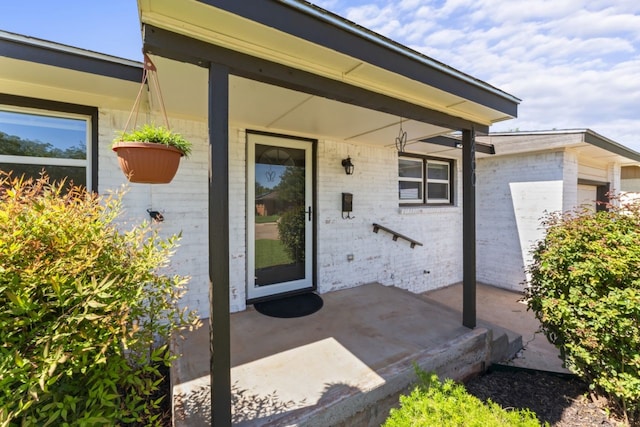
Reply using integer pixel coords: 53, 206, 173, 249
342, 192, 354, 219
147, 208, 165, 222
341, 156, 354, 175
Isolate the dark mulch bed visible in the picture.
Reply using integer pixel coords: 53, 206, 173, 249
464, 367, 626, 426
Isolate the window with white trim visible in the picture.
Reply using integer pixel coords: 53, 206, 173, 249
0, 104, 92, 188
399, 156, 453, 205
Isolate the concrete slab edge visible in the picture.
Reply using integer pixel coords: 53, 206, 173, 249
271, 328, 492, 427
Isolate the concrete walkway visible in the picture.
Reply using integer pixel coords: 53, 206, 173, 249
424, 283, 569, 373
171, 282, 564, 426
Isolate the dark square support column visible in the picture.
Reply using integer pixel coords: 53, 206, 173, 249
208, 63, 231, 426
462, 128, 476, 329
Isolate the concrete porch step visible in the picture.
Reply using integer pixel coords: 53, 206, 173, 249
171, 283, 526, 426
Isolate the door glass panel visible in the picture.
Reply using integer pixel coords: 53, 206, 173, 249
254, 144, 306, 286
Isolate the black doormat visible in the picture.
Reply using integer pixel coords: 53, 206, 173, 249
254, 292, 323, 318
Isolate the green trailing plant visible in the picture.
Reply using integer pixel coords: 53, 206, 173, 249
526, 200, 640, 424
0, 172, 198, 426
384, 369, 543, 426
114, 123, 192, 157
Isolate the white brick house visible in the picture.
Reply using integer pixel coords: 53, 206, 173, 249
0, 24, 520, 317
475, 130, 640, 292
0, 1, 521, 422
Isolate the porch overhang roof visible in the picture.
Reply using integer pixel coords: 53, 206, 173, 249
137, 0, 519, 132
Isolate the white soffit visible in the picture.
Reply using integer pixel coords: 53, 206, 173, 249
0, 56, 140, 109
151, 55, 452, 145
138, 0, 513, 126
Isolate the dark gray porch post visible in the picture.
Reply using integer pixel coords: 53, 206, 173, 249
462, 128, 476, 329
208, 63, 231, 426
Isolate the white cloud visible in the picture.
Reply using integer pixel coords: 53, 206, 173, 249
321, 0, 640, 150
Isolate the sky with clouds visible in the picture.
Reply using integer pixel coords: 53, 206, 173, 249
1, 1, 639, 150
317, 0, 640, 150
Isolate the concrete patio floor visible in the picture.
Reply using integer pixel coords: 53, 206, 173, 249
171, 282, 561, 426
423, 283, 569, 374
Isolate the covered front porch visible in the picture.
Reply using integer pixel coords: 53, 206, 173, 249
135, 1, 521, 424
172, 282, 525, 426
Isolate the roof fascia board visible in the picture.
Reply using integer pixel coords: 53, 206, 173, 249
195, 0, 519, 117
584, 130, 640, 163
143, 25, 488, 132
0, 32, 142, 83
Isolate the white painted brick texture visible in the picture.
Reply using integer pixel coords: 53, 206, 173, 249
476, 151, 564, 291
99, 111, 465, 315
315, 140, 463, 294
99, 109, 213, 317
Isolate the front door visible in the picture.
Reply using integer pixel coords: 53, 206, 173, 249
247, 132, 314, 300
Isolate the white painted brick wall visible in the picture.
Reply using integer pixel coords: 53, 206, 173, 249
315, 140, 463, 294
476, 151, 565, 291
478, 149, 624, 292
608, 162, 621, 197
99, 111, 466, 316
562, 150, 579, 211
99, 109, 212, 317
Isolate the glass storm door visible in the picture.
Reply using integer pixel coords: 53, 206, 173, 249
247, 133, 313, 300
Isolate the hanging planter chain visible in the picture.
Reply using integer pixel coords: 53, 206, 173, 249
123, 53, 172, 134
112, 53, 191, 184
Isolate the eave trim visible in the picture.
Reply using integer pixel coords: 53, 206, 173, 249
0, 30, 143, 83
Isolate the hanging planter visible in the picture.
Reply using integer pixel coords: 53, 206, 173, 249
113, 125, 191, 183
113, 54, 191, 184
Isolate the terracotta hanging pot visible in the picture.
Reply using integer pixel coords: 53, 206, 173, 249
112, 141, 185, 184
113, 54, 191, 184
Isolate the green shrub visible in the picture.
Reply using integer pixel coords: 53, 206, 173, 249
384, 369, 543, 427
0, 172, 198, 426
526, 201, 640, 422
277, 207, 305, 263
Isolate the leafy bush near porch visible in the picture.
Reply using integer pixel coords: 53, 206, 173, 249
0, 172, 197, 426
526, 201, 640, 423
278, 206, 305, 263
383, 369, 543, 427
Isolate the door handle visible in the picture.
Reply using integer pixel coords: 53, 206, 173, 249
306, 206, 312, 221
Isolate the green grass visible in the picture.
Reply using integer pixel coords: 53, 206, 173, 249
384, 369, 545, 427
255, 214, 279, 224
255, 239, 293, 269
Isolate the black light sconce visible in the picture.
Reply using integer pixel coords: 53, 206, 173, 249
147, 208, 165, 223
341, 156, 354, 175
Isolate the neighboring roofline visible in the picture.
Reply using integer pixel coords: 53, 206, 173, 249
0, 30, 143, 82
488, 129, 640, 163
195, 0, 520, 118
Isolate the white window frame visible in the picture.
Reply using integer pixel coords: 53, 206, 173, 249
399, 155, 453, 205
0, 104, 92, 189
398, 156, 424, 204
426, 159, 451, 204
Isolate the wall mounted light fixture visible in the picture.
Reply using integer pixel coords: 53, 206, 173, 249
341, 156, 354, 175
147, 208, 165, 222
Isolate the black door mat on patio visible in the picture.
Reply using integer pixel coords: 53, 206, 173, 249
254, 292, 323, 318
